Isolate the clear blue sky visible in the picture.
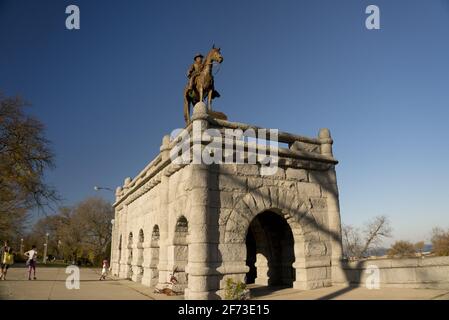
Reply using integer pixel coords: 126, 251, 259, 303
1, 0, 448, 244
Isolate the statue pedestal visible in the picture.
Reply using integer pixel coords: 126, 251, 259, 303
208, 110, 227, 120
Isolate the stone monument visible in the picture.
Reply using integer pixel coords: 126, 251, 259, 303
110, 50, 344, 299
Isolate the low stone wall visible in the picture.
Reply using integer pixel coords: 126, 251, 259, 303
340, 256, 449, 290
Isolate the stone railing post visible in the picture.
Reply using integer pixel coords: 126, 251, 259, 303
319, 128, 333, 157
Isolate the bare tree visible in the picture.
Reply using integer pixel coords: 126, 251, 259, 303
342, 224, 363, 259
0, 93, 59, 240
342, 215, 392, 259
360, 215, 392, 256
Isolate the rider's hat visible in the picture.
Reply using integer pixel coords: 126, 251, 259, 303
194, 53, 204, 60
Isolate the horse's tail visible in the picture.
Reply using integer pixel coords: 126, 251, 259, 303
183, 87, 190, 124
212, 90, 221, 99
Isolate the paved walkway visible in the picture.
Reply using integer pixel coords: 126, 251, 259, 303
1, 266, 448, 300
0, 266, 182, 300
248, 284, 449, 300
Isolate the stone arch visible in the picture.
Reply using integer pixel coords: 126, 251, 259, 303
224, 187, 310, 245
222, 186, 331, 291
138, 229, 145, 244
151, 225, 160, 246
174, 215, 188, 242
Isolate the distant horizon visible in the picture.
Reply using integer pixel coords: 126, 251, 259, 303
1, 0, 449, 245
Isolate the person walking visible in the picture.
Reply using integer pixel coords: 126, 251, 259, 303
99, 259, 109, 280
0, 241, 13, 280
24, 245, 38, 280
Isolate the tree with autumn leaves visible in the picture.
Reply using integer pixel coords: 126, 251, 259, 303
25, 197, 114, 266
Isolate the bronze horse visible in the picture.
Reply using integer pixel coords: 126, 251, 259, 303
183, 46, 224, 123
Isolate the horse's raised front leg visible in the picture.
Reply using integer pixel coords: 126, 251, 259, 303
207, 90, 213, 111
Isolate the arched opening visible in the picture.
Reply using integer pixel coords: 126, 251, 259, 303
245, 211, 295, 287
138, 229, 144, 243
172, 216, 189, 291
149, 225, 160, 287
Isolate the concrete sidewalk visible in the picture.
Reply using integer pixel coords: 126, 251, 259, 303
0, 266, 182, 300
248, 284, 449, 300
1, 266, 448, 300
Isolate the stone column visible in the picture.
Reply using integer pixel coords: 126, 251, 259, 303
216, 242, 249, 298
292, 239, 309, 290
184, 102, 221, 299
251, 222, 271, 286
149, 243, 160, 287
110, 210, 117, 276
132, 241, 144, 283
318, 128, 346, 286
142, 226, 160, 287
293, 238, 332, 289
141, 239, 152, 286
130, 241, 140, 282
111, 187, 123, 276
254, 253, 270, 285
115, 219, 121, 277
156, 135, 171, 288
326, 172, 346, 286
119, 203, 130, 279
116, 214, 124, 278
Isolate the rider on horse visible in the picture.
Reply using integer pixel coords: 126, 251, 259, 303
183, 47, 224, 123
186, 53, 204, 94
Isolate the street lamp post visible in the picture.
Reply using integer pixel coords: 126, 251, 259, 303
57, 239, 62, 260
43, 233, 49, 264
20, 238, 24, 255
94, 186, 113, 192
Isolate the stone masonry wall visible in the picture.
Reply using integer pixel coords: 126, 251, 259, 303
339, 256, 449, 290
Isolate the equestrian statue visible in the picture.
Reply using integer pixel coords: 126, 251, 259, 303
183, 45, 224, 123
